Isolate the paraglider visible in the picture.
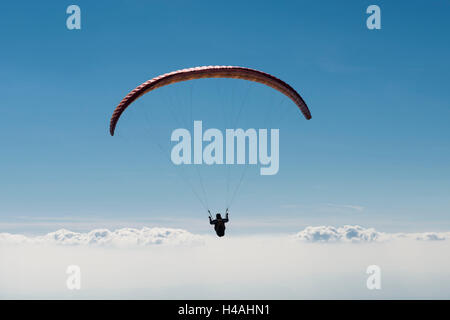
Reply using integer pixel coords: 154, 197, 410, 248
109, 66, 312, 237
209, 209, 229, 237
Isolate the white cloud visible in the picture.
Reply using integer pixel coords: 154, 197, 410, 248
293, 225, 450, 243
294, 225, 382, 242
399, 231, 448, 241
0, 227, 204, 247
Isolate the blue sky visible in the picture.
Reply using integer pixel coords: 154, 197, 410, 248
0, 0, 449, 234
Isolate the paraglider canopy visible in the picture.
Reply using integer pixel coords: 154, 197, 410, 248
109, 66, 311, 136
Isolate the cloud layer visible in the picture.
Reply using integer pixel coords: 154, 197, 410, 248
1, 225, 450, 299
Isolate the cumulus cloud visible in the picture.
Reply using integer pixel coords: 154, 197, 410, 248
293, 225, 450, 243
294, 225, 382, 242
0, 227, 204, 247
402, 232, 448, 241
